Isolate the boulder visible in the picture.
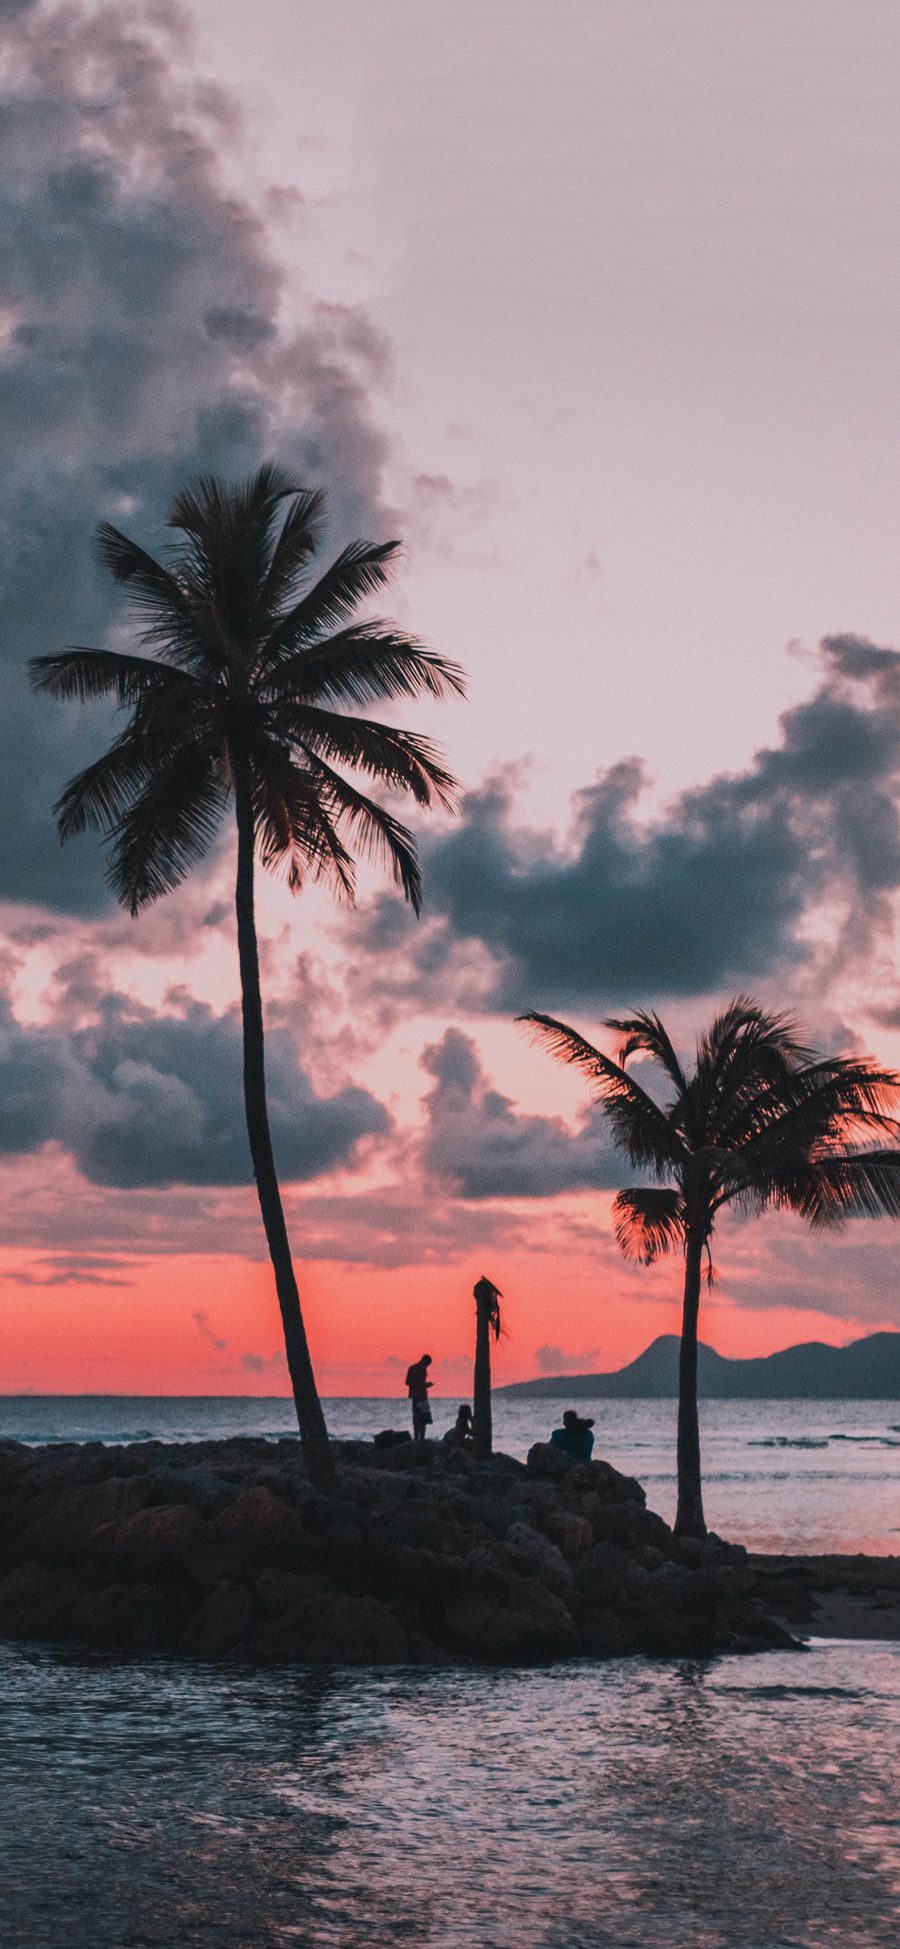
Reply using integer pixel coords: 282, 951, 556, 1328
575, 1541, 630, 1606
443, 1569, 577, 1661
525, 1441, 573, 1479
253, 1590, 409, 1664
138, 1465, 233, 1518
538, 1507, 594, 1562
183, 1581, 255, 1657
89, 1503, 202, 1581
503, 1522, 576, 1596
192, 1487, 317, 1584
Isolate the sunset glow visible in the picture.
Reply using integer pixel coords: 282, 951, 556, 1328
3, 0, 900, 1396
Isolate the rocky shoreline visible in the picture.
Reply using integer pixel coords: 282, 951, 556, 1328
751, 1552, 900, 1641
0, 1434, 800, 1665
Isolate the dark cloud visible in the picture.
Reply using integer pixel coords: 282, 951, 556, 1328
0, 989, 388, 1186
359, 637, 900, 1010
0, 1, 392, 914
421, 1026, 624, 1198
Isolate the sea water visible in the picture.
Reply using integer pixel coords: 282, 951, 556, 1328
1, 1393, 898, 1554
2, 1640, 898, 1947
2, 1396, 898, 1946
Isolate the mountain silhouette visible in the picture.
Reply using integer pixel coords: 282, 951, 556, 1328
498, 1331, 900, 1399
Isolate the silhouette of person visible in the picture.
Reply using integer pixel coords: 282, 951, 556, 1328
405, 1353, 433, 1440
442, 1404, 473, 1447
550, 1409, 595, 1462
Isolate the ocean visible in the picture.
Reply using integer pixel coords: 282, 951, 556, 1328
2, 1394, 898, 1947
2, 1391, 899, 1555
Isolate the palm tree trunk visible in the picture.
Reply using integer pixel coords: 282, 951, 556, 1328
233, 762, 335, 1493
674, 1227, 706, 1537
473, 1301, 492, 1463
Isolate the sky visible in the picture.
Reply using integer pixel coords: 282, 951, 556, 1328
2, 0, 900, 1396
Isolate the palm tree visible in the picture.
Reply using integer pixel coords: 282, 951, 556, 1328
472, 1274, 503, 1462
520, 997, 900, 1536
31, 465, 464, 1492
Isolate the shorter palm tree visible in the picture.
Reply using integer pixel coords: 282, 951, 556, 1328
472, 1274, 503, 1462
521, 997, 900, 1536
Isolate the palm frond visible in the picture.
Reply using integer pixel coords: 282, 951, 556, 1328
605, 1009, 688, 1094
305, 755, 424, 910
258, 540, 401, 667
260, 623, 466, 707
104, 745, 228, 913
167, 466, 304, 640
255, 487, 326, 624
612, 1187, 684, 1264
54, 735, 150, 840
250, 747, 357, 901
274, 703, 458, 809
29, 647, 190, 708
783, 1148, 900, 1226
518, 1013, 686, 1172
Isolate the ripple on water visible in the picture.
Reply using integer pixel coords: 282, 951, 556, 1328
2, 1641, 899, 1948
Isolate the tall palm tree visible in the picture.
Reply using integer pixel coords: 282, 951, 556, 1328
31, 465, 464, 1493
472, 1273, 503, 1462
520, 997, 900, 1536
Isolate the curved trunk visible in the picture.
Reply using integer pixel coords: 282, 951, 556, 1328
674, 1226, 706, 1537
472, 1303, 493, 1463
233, 761, 335, 1493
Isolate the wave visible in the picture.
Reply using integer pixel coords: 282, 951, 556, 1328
749, 1434, 900, 1449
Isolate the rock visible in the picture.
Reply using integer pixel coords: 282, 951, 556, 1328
525, 1441, 573, 1479
0, 1560, 76, 1636
253, 1590, 409, 1663
89, 1503, 202, 1580
443, 1569, 577, 1662
574, 1460, 646, 1506
68, 1580, 192, 1653
373, 1430, 411, 1450
192, 1487, 316, 1584
183, 1581, 255, 1656
538, 1507, 594, 1562
369, 1505, 451, 1555
634, 1609, 720, 1657
367, 1441, 437, 1472
577, 1610, 631, 1657
255, 1569, 328, 1615
0, 1431, 788, 1664
575, 1541, 630, 1605
138, 1466, 233, 1518
503, 1522, 576, 1596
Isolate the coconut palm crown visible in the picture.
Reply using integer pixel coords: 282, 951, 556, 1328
520, 997, 900, 1535
31, 465, 465, 1491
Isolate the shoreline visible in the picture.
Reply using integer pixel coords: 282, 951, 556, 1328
751, 1553, 900, 1641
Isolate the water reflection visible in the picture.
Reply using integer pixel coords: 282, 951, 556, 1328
2, 1643, 898, 1947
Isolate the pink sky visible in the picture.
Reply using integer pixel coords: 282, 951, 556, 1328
1, 1, 899, 1394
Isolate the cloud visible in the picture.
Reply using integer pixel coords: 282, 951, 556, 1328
421, 1026, 625, 1198
3, 1251, 132, 1288
0, 988, 389, 1187
355, 636, 900, 1011
0, 0, 392, 915
534, 1343, 600, 1374
192, 1307, 227, 1353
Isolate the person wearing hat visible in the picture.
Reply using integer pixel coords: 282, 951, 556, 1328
550, 1408, 595, 1462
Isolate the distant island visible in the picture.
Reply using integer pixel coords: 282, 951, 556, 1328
498, 1331, 900, 1399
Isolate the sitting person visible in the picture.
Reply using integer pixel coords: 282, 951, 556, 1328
550, 1409, 595, 1462
442, 1404, 474, 1447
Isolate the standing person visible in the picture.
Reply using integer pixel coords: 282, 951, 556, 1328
405, 1354, 433, 1441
